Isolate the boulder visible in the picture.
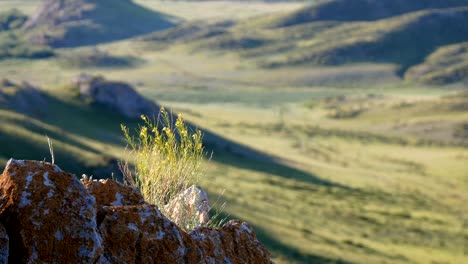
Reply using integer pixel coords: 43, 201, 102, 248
83, 179, 145, 208
0, 159, 102, 263
164, 185, 210, 229
74, 74, 159, 119
98, 204, 199, 263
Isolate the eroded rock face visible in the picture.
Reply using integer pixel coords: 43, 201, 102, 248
0, 159, 102, 263
164, 185, 210, 229
0, 223, 8, 263
83, 179, 145, 208
98, 204, 199, 263
98, 204, 272, 264
74, 75, 159, 119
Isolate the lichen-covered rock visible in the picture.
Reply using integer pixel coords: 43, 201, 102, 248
83, 179, 145, 208
0, 159, 272, 263
190, 220, 272, 264
0, 223, 8, 263
98, 204, 272, 263
164, 185, 210, 229
98, 204, 200, 263
0, 159, 102, 263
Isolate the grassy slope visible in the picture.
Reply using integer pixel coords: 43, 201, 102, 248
0, 1, 466, 263
258, 8, 468, 71
0, 9, 53, 60
270, 0, 468, 27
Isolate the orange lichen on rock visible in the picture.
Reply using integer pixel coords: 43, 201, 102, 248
83, 179, 145, 208
0, 159, 102, 263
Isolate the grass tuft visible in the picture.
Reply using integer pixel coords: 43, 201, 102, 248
121, 108, 209, 228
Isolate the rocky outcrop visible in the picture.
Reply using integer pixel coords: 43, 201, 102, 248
0, 159, 272, 263
98, 205, 272, 263
164, 185, 210, 229
0, 159, 102, 263
73, 74, 159, 119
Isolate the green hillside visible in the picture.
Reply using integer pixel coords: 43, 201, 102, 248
0, 9, 53, 60
142, 6, 468, 80
261, 8, 468, 71
271, 0, 468, 27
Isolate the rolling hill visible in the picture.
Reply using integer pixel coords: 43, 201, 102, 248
262, 8, 468, 72
271, 0, 468, 27
406, 42, 468, 85
142, 6, 468, 80
23, 0, 175, 47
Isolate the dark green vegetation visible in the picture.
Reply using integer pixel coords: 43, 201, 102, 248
0, 0, 467, 263
24, 0, 174, 47
0, 9, 27, 31
0, 9, 53, 59
0, 31, 53, 59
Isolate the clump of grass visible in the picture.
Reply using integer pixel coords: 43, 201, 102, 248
120, 107, 205, 208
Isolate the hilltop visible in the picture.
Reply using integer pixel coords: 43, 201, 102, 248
24, 0, 174, 47
271, 0, 468, 27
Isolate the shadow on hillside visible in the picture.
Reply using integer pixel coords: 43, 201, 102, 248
213, 212, 352, 264
0, 87, 344, 188
209, 146, 345, 188
0, 90, 133, 174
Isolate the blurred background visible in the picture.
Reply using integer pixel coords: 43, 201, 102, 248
0, 0, 467, 263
